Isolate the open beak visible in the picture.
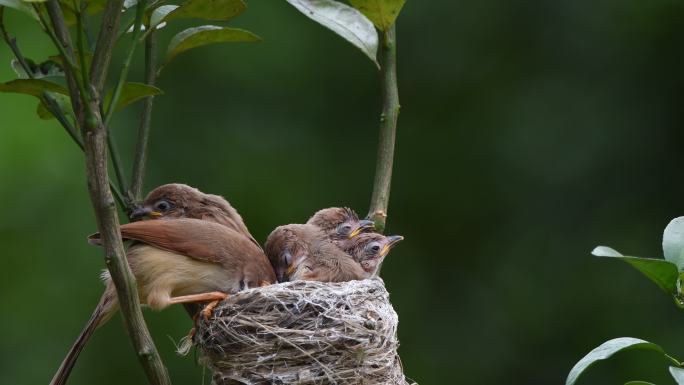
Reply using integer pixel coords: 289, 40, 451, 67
129, 206, 162, 221
379, 235, 404, 257
349, 219, 375, 238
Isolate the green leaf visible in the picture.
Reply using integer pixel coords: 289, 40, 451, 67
36, 92, 72, 120
348, 0, 405, 31
104, 82, 163, 111
0, 79, 68, 98
285, 0, 379, 66
149, 5, 178, 29
165, 0, 245, 22
625, 382, 656, 385
671, 367, 684, 384
664, 217, 684, 271
0, 0, 38, 19
566, 337, 677, 385
592, 246, 679, 294
162, 26, 260, 70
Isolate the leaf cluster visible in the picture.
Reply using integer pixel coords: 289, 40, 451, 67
0, 0, 260, 122
567, 218, 684, 384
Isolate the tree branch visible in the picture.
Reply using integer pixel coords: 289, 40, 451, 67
43, 0, 85, 119
130, 30, 157, 203
367, 26, 400, 233
82, 102, 171, 385
104, 0, 147, 127
40, 5, 172, 384
89, 0, 125, 93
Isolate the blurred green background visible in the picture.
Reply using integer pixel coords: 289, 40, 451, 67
2, 0, 684, 384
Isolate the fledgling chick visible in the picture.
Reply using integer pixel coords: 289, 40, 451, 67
130, 183, 261, 249
306, 207, 375, 241
265, 224, 322, 282
342, 233, 404, 276
265, 223, 366, 283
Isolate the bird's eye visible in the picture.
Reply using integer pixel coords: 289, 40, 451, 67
154, 200, 172, 212
338, 224, 353, 235
367, 242, 381, 253
305, 265, 313, 271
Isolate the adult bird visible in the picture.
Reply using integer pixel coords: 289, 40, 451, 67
50, 186, 273, 385
129, 183, 261, 249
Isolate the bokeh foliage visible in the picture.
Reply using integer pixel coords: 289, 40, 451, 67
2, 0, 684, 384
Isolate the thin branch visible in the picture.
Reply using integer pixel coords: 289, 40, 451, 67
367, 26, 400, 233
104, 0, 147, 127
73, 0, 89, 86
130, 30, 157, 202
42, 1, 86, 119
101, 0, 148, 208
108, 131, 129, 201
90, 0, 125, 93
81, 104, 171, 385
38, 5, 171, 384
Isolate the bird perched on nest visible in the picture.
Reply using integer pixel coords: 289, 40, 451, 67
50, 184, 274, 385
266, 207, 404, 282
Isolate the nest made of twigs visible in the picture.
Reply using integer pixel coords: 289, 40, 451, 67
192, 278, 412, 385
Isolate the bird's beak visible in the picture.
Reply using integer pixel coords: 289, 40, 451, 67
286, 264, 296, 276
349, 220, 375, 238
379, 235, 404, 257
129, 206, 162, 221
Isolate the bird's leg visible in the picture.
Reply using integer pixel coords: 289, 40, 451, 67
201, 300, 221, 319
166, 291, 228, 305
166, 291, 229, 319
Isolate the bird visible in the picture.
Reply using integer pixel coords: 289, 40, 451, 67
265, 223, 367, 282
341, 232, 404, 276
50, 185, 273, 385
265, 224, 322, 283
306, 207, 375, 241
129, 183, 261, 249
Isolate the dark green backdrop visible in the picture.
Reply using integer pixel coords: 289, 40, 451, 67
2, 1, 684, 384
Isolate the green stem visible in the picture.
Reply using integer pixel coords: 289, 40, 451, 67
130, 30, 157, 203
73, 0, 90, 86
40, 1, 89, 120
108, 132, 129, 204
103, 0, 147, 127
89, 0, 126, 93
367, 26, 400, 233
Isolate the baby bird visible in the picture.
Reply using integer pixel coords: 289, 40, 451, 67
342, 232, 404, 276
265, 224, 366, 282
306, 207, 374, 241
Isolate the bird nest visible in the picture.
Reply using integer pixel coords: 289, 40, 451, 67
191, 278, 412, 385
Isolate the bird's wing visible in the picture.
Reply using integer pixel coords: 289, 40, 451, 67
88, 218, 254, 265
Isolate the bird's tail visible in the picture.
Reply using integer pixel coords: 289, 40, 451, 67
49, 289, 118, 385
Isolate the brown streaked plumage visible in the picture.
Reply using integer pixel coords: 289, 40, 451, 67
265, 223, 367, 283
288, 242, 367, 282
306, 207, 374, 241
265, 224, 323, 283
342, 233, 404, 276
130, 183, 261, 249
50, 219, 274, 385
